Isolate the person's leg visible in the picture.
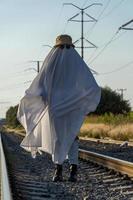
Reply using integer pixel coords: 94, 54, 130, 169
53, 137, 79, 182
52, 150, 63, 182
52, 163, 63, 182
67, 136, 79, 182
68, 136, 79, 165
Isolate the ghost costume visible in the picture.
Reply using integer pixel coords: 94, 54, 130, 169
17, 45, 101, 164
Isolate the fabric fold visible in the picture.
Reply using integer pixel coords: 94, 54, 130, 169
17, 47, 101, 163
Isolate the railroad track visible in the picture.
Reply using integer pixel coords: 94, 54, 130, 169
79, 149, 133, 179
1, 132, 133, 200
79, 139, 133, 163
0, 134, 12, 200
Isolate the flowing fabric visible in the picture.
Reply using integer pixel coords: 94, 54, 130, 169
17, 47, 101, 164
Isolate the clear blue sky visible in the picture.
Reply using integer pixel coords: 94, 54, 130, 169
0, 0, 133, 118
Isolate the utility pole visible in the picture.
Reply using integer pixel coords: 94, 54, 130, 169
29, 61, 43, 73
117, 88, 127, 99
119, 19, 133, 31
37, 61, 40, 73
63, 3, 102, 59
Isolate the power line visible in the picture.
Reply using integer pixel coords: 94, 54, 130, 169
88, 31, 118, 64
83, 0, 111, 63
99, 60, 133, 75
85, 0, 126, 63
82, 0, 90, 8
111, 29, 126, 42
0, 101, 10, 104
87, 28, 127, 64
90, 24, 133, 75
100, 0, 125, 20
51, 1, 64, 37
63, 3, 102, 59
85, 0, 111, 37
0, 80, 31, 92
85, 0, 111, 60
62, 21, 69, 34
0, 65, 37, 82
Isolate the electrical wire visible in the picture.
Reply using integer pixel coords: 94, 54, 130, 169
87, 31, 118, 64
85, 0, 111, 37
62, 21, 69, 34
0, 101, 10, 104
0, 67, 36, 81
0, 80, 31, 92
82, 0, 90, 8
86, 26, 131, 65
85, 48, 98, 64
99, 60, 133, 75
84, 0, 111, 62
84, 0, 126, 62
111, 29, 127, 42
100, 0, 125, 20
52, 2, 64, 36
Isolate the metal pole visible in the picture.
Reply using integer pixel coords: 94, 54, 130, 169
119, 19, 133, 31
37, 61, 40, 73
81, 9, 84, 59
29, 61, 42, 73
117, 88, 127, 100
64, 3, 102, 59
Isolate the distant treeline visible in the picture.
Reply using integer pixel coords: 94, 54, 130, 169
6, 86, 131, 128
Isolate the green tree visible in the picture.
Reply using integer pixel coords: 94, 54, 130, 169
6, 105, 20, 127
94, 87, 131, 115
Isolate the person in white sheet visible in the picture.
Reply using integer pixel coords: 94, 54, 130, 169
17, 35, 101, 182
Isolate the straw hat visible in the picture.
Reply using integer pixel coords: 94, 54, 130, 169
54, 34, 74, 47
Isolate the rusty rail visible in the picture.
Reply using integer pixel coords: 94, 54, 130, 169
79, 148, 133, 178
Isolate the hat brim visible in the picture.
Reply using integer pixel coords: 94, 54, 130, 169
54, 43, 75, 48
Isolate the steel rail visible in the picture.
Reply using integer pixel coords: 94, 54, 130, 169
0, 134, 13, 200
79, 148, 133, 178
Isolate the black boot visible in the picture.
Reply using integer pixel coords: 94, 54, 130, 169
68, 164, 77, 182
53, 164, 63, 182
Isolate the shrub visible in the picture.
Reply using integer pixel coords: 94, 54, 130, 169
94, 87, 131, 115
85, 112, 133, 125
6, 105, 20, 128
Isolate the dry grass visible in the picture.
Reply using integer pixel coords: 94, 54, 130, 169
108, 124, 133, 141
2, 125, 25, 136
80, 123, 133, 141
3, 116, 133, 141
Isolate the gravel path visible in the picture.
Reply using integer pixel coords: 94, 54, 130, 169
2, 132, 133, 200
79, 139, 133, 162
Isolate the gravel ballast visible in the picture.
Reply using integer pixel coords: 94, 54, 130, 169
79, 138, 133, 163
2, 132, 133, 200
